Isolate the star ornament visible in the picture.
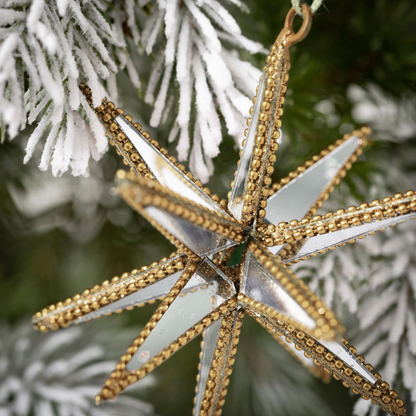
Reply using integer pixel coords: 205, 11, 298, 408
32, 5, 415, 416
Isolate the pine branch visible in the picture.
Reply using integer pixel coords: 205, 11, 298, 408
349, 84, 416, 142
0, 319, 155, 416
352, 222, 416, 416
1, 0, 264, 182
140, 0, 264, 182
0, 0, 131, 176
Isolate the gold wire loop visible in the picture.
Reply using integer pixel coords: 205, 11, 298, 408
285, 4, 312, 47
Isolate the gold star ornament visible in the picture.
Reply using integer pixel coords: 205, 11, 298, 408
33, 5, 415, 415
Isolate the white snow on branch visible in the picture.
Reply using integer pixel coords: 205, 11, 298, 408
290, 148, 416, 415
348, 83, 416, 142
0, 0, 126, 176
0, 320, 155, 416
141, 0, 263, 182
352, 222, 416, 416
2, 0, 264, 181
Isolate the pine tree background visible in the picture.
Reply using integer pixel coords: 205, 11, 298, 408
1, 0, 416, 415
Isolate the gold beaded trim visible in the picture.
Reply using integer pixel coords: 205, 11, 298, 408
195, 309, 244, 416
96, 263, 238, 403
268, 329, 332, 381
266, 128, 370, 219
212, 245, 238, 267
32, 252, 186, 332
228, 31, 290, 224
117, 172, 199, 261
259, 190, 416, 246
116, 171, 247, 260
276, 210, 415, 266
79, 84, 229, 212
240, 240, 344, 340
249, 311, 405, 416
273, 240, 305, 266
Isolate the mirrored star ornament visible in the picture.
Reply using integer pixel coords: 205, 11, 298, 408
32, 5, 415, 416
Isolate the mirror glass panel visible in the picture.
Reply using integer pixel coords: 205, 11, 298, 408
241, 250, 315, 329
266, 136, 362, 225
116, 116, 228, 216
75, 270, 189, 324
321, 340, 377, 384
145, 206, 238, 257
281, 212, 416, 263
127, 258, 236, 371
228, 74, 267, 220
193, 319, 222, 415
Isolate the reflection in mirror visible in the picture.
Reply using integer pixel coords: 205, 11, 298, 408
116, 116, 228, 216
228, 74, 267, 220
75, 270, 190, 324
31, 255, 187, 330
260, 315, 376, 384
284, 339, 316, 366
207, 309, 242, 414
278, 212, 416, 263
266, 135, 362, 225
267, 243, 284, 256
126, 258, 236, 372
145, 206, 239, 257
241, 250, 315, 329
321, 340, 377, 384
193, 320, 222, 415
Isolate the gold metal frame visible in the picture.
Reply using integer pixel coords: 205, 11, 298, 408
31, 6, 413, 416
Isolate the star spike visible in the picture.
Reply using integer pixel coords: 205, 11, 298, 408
80, 84, 229, 217
30, 6, 411, 415
32, 252, 187, 332
193, 309, 244, 416
276, 210, 416, 265
268, 328, 332, 381
115, 171, 247, 259
238, 240, 344, 341
97, 259, 238, 403
227, 13, 295, 225
259, 190, 416, 260
252, 313, 405, 416
265, 128, 370, 225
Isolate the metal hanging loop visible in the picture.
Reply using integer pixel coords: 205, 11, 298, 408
285, 4, 312, 47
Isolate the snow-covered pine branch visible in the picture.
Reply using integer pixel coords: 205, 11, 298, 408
352, 222, 416, 416
348, 84, 416, 142
1, 0, 264, 182
292, 241, 368, 318
0, 320, 155, 416
292, 90, 416, 413
142, 0, 264, 182
292, 188, 416, 415
0, 0, 138, 177
292, 178, 416, 415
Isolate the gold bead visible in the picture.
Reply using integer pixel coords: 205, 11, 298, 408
265, 89, 273, 99
267, 78, 275, 87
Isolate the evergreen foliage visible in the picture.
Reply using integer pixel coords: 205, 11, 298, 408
1, 0, 416, 415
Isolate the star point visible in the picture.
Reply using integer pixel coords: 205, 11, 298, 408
31, 7, 414, 416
